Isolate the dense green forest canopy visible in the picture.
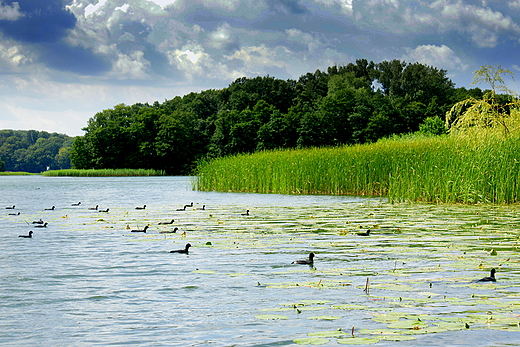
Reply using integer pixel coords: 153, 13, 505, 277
0, 130, 72, 172
0, 58, 481, 175
73, 59, 483, 175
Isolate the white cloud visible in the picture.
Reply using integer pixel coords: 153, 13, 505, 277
352, 0, 520, 47
167, 45, 217, 80
314, 0, 353, 15
510, 1, 520, 9
207, 23, 234, 49
84, 0, 107, 17
115, 4, 130, 13
225, 45, 288, 73
111, 51, 151, 79
403, 44, 469, 72
430, 0, 520, 47
0, 42, 30, 68
0, 1, 23, 20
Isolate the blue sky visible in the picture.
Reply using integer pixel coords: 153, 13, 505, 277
0, 0, 519, 136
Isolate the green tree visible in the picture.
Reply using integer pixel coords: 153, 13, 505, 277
446, 65, 520, 135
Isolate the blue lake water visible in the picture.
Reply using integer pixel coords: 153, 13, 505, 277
1, 176, 520, 346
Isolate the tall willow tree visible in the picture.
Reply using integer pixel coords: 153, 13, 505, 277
446, 65, 520, 135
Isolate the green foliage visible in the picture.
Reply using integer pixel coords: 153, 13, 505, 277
446, 65, 520, 135
42, 168, 165, 177
196, 133, 520, 204
418, 116, 446, 135
71, 59, 462, 174
0, 130, 72, 172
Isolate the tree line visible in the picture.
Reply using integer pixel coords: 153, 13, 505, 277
71, 59, 485, 175
47, 60, 487, 174
0, 130, 72, 172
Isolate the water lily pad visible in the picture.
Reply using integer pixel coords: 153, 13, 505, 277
226, 273, 250, 277
307, 315, 341, 320
387, 319, 428, 329
293, 337, 329, 345
300, 299, 332, 305
358, 329, 401, 335
332, 304, 368, 310
337, 337, 379, 345
191, 270, 216, 274
308, 330, 347, 338
255, 314, 288, 320
379, 335, 416, 341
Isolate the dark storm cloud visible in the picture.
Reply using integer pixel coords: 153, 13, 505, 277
266, 0, 309, 15
41, 42, 112, 75
0, 0, 76, 43
0, 0, 112, 75
116, 20, 179, 78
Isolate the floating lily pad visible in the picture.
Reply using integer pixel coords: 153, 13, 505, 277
191, 270, 216, 274
332, 304, 368, 310
308, 330, 347, 338
337, 337, 379, 345
307, 315, 341, 320
293, 337, 329, 345
387, 319, 429, 329
379, 335, 416, 341
226, 273, 250, 277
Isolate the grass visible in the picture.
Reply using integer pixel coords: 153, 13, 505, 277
195, 132, 520, 204
41, 168, 166, 177
0, 171, 37, 175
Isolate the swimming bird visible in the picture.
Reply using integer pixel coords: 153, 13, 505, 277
32, 219, 44, 224
6, 205, 15, 209
71, 202, 81, 206
19, 231, 33, 238
170, 243, 191, 254
44, 206, 55, 211
197, 205, 205, 210
99, 208, 109, 213
241, 210, 250, 216
135, 205, 146, 210
357, 229, 371, 236
8, 212, 20, 216
131, 225, 149, 233
158, 219, 175, 225
34, 222, 48, 228
292, 252, 315, 265
159, 227, 178, 234
88, 205, 98, 210
478, 268, 496, 282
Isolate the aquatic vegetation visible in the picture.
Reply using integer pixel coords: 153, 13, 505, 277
196, 133, 520, 203
6, 184, 520, 345
41, 168, 166, 177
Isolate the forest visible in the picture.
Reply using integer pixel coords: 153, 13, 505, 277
1, 59, 486, 174
0, 130, 72, 172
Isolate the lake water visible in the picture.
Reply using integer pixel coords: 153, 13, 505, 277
1, 176, 520, 346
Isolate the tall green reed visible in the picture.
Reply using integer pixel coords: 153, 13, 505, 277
196, 133, 520, 204
42, 168, 166, 177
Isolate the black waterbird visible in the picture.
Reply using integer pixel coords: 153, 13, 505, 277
170, 243, 191, 254
478, 268, 496, 282
131, 225, 149, 233
292, 252, 315, 265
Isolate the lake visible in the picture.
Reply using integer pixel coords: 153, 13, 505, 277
1, 176, 520, 346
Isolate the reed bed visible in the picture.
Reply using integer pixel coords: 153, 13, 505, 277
42, 168, 166, 177
195, 133, 520, 204
0, 171, 36, 175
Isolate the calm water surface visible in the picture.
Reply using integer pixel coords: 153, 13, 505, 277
1, 176, 520, 346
